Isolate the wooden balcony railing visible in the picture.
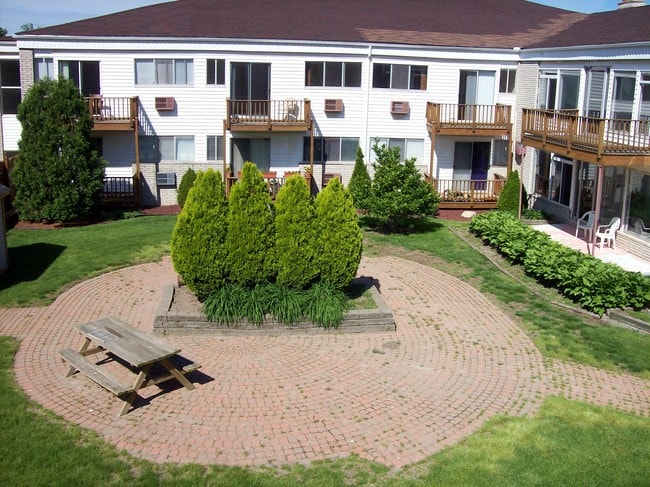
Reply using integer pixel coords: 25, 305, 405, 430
522, 109, 650, 163
426, 102, 511, 132
430, 177, 505, 207
225, 171, 308, 198
85, 96, 138, 130
102, 176, 137, 206
226, 99, 311, 131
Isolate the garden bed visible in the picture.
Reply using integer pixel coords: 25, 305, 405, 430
154, 278, 396, 335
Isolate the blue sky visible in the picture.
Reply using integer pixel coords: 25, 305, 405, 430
0, 0, 626, 37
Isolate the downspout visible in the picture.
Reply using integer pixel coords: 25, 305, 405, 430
591, 165, 605, 256
364, 44, 372, 161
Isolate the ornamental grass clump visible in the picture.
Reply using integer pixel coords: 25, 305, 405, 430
303, 282, 347, 328
203, 283, 248, 325
171, 169, 229, 301
226, 162, 276, 286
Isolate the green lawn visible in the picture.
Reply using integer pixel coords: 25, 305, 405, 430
0, 215, 177, 306
0, 336, 648, 486
363, 219, 650, 379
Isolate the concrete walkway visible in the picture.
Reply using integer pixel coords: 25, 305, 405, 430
0, 256, 648, 467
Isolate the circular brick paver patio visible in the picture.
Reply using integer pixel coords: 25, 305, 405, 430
0, 256, 648, 467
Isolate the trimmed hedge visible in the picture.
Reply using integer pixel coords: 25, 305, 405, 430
496, 170, 522, 213
469, 211, 650, 315
170, 169, 229, 301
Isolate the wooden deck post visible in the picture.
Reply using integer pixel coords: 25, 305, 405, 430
131, 97, 140, 207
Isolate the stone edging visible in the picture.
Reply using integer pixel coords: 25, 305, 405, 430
154, 283, 396, 335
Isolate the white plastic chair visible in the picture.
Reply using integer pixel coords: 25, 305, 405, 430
575, 210, 596, 241
595, 217, 621, 250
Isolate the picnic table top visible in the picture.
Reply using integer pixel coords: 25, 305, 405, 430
76, 317, 180, 368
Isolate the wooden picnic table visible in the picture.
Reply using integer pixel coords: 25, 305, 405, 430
59, 317, 200, 416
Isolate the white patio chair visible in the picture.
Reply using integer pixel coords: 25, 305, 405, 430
575, 210, 596, 241
595, 217, 621, 250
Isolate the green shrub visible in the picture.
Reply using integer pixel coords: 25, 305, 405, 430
347, 147, 372, 211
304, 282, 347, 328
12, 78, 106, 222
203, 283, 248, 324
470, 211, 650, 315
497, 170, 522, 213
170, 169, 229, 300
226, 162, 276, 286
315, 178, 363, 289
368, 142, 439, 231
274, 174, 318, 289
176, 168, 197, 208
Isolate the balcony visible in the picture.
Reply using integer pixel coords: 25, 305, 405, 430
426, 103, 512, 136
225, 99, 312, 132
522, 109, 650, 167
86, 96, 138, 131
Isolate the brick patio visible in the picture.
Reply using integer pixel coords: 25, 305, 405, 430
0, 256, 647, 467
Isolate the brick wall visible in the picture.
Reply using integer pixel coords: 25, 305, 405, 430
18, 49, 34, 97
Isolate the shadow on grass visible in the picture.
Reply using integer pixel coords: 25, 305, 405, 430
359, 215, 444, 234
0, 243, 66, 290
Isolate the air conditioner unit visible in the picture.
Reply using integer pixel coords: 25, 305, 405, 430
155, 97, 175, 111
156, 172, 176, 186
324, 99, 343, 113
390, 101, 409, 114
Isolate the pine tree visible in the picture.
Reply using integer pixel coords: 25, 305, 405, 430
176, 168, 197, 208
275, 174, 318, 288
12, 78, 106, 222
170, 169, 229, 300
347, 147, 372, 211
315, 178, 363, 289
497, 170, 522, 213
226, 162, 276, 286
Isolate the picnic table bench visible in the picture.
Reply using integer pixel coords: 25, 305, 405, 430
59, 317, 200, 416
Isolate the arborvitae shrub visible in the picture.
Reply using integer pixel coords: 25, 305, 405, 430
176, 168, 197, 208
497, 170, 522, 213
369, 143, 439, 230
274, 174, 318, 288
170, 169, 229, 300
347, 147, 372, 211
12, 78, 106, 222
226, 162, 276, 286
314, 178, 363, 289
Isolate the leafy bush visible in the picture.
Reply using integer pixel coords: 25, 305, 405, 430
497, 170, 522, 213
368, 142, 439, 231
470, 211, 650, 315
522, 208, 546, 220
226, 162, 276, 286
170, 169, 229, 300
176, 168, 197, 208
274, 174, 318, 288
203, 283, 248, 324
12, 78, 106, 222
347, 147, 372, 211
315, 178, 363, 289
303, 282, 347, 328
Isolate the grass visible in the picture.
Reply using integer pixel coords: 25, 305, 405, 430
0, 215, 177, 306
1, 335, 648, 486
363, 218, 650, 379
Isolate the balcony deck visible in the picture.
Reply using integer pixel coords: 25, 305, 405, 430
225, 99, 312, 132
426, 103, 512, 136
522, 109, 650, 167
427, 176, 504, 209
86, 96, 138, 132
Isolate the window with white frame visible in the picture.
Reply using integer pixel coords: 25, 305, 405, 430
535, 151, 572, 206
34, 58, 54, 80
135, 59, 194, 85
138, 135, 195, 162
207, 59, 225, 85
372, 63, 427, 90
59, 60, 100, 96
207, 135, 224, 160
0, 60, 21, 115
305, 61, 362, 87
492, 139, 509, 166
303, 137, 359, 162
370, 138, 424, 163
613, 71, 636, 120
499, 69, 516, 93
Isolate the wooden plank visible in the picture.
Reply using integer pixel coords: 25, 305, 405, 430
59, 348, 133, 396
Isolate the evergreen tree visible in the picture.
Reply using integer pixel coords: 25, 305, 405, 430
347, 147, 372, 211
369, 142, 438, 231
315, 178, 363, 289
176, 168, 197, 208
226, 162, 276, 286
275, 174, 318, 289
170, 169, 229, 300
12, 78, 106, 222
497, 170, 522, 213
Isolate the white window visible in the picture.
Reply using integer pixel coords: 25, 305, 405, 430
499, 69, 516, 93
34, 58, 54, 80
207, 136, 224, 160
372, 64, 427, 90
0, 60, 21, 115
135, 59, 194, 85
139, 135, 195, 161
207, 59, 225, 85
305, 61, 362, 87
303, 137, 359, 162
370, 138, 424, 163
